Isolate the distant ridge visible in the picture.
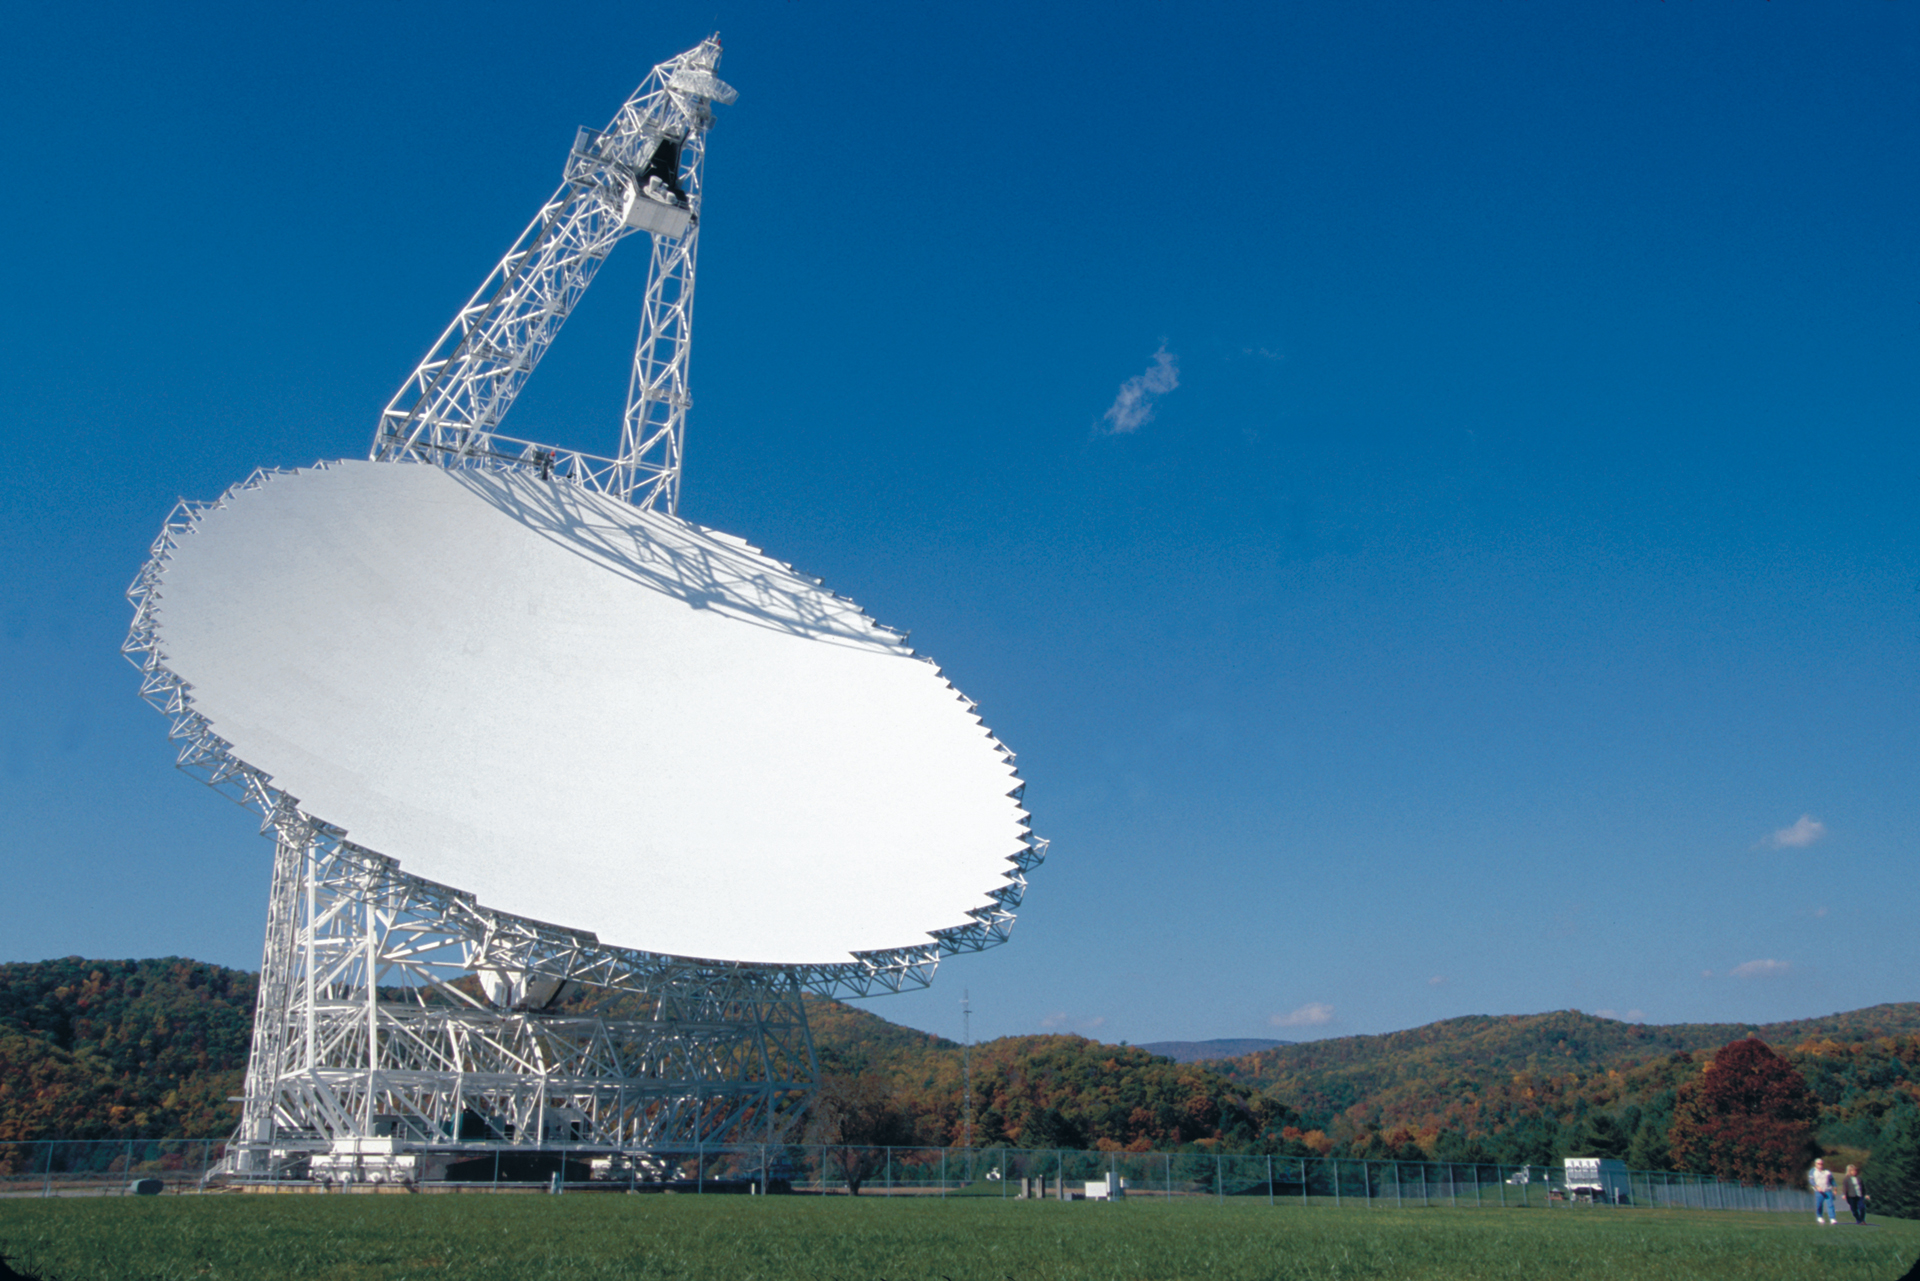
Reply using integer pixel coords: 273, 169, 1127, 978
1204, 1003, 1920, 1159
1137, 1037, 1293, 1063
1212, 1003, 1920, 1092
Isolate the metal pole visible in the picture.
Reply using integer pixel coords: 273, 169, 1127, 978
1333, 1158, 1340, 1209
41, 1141, 54, 1198
886, 1147, 891, 1197
942, 1148, 947, 1199
1267, 1154, 1274, 1207
1216, 1153, 1222, 1204
1166, 1151, 1171, 1201
1394, 1160, 1401, 1209
1301, 1158, 1309, 1208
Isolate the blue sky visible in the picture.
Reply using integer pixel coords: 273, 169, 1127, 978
2, 1, 1915, 1047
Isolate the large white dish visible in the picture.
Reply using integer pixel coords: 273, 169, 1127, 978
151, 461, 1031, 965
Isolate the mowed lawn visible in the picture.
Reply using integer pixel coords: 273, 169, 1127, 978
2, 1195, 1917, 1281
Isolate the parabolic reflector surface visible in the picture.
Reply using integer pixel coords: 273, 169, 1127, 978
151, 461, 1030, 964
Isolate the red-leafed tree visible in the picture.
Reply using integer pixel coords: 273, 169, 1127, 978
1667, 1037, 1819, 1185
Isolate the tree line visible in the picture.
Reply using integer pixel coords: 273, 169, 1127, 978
4, 957, 1918, 1211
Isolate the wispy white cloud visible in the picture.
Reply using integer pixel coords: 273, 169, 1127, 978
1595, 1009, 1648, 1022
1761, 815, 1826, 849
1271, 1002, 1335, 1028
1101, 345, 1179, 434
1730, 959, 1790, 980
1428, 975, 1447, 987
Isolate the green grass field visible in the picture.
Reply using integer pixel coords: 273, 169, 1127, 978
2, 1196, 1916, 1281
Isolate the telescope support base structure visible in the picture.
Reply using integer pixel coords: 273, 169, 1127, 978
228, 817, 818, 1181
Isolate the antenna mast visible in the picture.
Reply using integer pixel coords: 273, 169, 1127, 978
961, 989, 973, 1149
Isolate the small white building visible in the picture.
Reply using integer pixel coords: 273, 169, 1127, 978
1563, 1157, 1631, 1203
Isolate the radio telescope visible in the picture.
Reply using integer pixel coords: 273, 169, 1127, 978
125, 36, 1045, 1183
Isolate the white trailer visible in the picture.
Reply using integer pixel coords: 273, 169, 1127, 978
1563, 1157, 1632, 1203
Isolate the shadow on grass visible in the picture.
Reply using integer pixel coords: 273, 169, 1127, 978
0, 1252, 51, 1281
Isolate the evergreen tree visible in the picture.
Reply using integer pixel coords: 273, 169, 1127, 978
1871, 1105, 1920, 1219
1575, 1112, 1631, 1160
1626, 1090, 1677, 1171
1667, 1037, 1819, 1185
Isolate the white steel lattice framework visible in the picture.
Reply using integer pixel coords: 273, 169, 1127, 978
373, 35, 733, 513
130, 37, 1047, 1180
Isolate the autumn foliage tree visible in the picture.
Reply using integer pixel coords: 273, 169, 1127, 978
1666, 1037, 1819, 1185
805, 1072, 915, 1194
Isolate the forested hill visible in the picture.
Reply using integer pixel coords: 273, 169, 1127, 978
4, 956, 1918, 1167
1213, 1005, 1920, 1100
1200, 1006, 1920, 1167
1138, 1038, 1292, 1063
0, 957, 253, 1141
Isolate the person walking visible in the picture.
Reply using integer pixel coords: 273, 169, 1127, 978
1843, 1164, 1868, 1224
1809, 1157, 1837, 1224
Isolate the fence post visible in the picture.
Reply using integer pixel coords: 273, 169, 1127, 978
41, 1141, 54, 1198
1301, 1158, 1309, 1208
1267, 1154, 1274, 1207
1393, 1160, 1400, 1209
1216, 1153, 1222, 1204
1166, 1152, 1171, 1201
1333, 1158, 1340, 1209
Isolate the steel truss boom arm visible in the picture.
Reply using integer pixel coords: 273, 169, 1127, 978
372, 36, 734, 511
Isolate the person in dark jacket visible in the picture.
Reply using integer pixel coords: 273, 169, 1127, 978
1843, 1164, 1869, 1224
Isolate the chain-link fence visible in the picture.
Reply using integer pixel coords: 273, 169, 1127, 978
0, 1140, 226, 1197
0, 1140, 1817, 1213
